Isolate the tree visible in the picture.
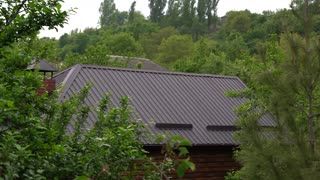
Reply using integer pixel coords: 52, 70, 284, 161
197, 0, 207, 23
230, 0, 320, 179
139, 26, 178, 59
126, 13, 159, 40
206, 0, 220, 32
101, 32, 144, 57
157, 34, 195, 64
165, 0, 182, 27
223, 10, 252, 34
128, 1, 137, 23
0, 0, 67, 47
149, 0, 167, 23
99, 0, 127, 28
0, 1, 195, 179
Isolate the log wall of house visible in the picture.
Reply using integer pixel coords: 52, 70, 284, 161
145, 146, 239, 180
37, 79, 56, 96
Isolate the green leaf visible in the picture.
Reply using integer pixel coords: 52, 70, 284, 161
178, 147, 189, 156
74, 176, 90, 180
185, 160, 196, 171
179, 139, 192, 146
176, 159, 196, 177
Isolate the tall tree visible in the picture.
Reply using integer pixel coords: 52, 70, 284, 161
230, 0, 320, 179
289, 0, 320, 154
181, 0, 191, 27
206, 0, 220, 32
99, 0, 118, 27
197, 0, 207, 23
165, 0, 182, 27
149, 0, 167, 23
128, 1, 136, 23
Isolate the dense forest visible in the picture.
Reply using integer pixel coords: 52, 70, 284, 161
33, 0, 320, 82
2, 0, 320, 179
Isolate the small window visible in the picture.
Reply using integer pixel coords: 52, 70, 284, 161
155, 123, 193, 129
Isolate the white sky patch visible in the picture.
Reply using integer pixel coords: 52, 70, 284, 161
39, 0, 292, 39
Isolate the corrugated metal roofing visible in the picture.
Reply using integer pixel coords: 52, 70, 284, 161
54, 64, 274, 146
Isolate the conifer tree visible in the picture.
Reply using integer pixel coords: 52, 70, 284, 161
231, 0, 320, 179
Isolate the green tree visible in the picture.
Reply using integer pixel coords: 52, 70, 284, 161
221, 32, 250, 61
0, 1, 195, 178
157, 34, 195, 64
223, 10, 252, 34
181, 0, 191, 27
197, 0, 206, 23
101, 32, 144, 57
149, 0, 167, 23
165, 0, 182, 27
0, 0, 67, 47
139, 26, 178, 59
206, 0, 220, 32
125, 12, 159, 40
128, 1, 137, 23
99, 0, 128, 28
230, 1, 320, 179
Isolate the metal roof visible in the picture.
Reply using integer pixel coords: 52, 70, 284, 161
54, 64, 274, 146
27, 59, 57, 72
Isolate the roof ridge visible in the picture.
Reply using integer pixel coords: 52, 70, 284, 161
53, 66, 74, 78
58, 64, 83, 102
109, 55, 154, 63
75, 64, 241, 80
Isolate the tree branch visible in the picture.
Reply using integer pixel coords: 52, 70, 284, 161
0, 0, 28, 32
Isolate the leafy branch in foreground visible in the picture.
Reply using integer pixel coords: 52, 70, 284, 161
0, 0, 68, 47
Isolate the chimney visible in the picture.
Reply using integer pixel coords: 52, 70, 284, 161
27, 59, 57, 95
37, 79, 56, 96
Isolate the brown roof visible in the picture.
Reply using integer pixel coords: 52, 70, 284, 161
54, 64, 274, 146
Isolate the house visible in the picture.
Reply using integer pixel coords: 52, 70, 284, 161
53, 64, 273, 179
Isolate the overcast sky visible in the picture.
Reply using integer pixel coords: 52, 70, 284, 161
39, 0, 292, 38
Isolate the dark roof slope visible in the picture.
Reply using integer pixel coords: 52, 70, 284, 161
54, 64, 274, 146
27, 59, 57, 72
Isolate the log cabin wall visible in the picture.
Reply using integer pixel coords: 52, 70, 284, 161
37, 79, 56, 96
145, 146, 239, 180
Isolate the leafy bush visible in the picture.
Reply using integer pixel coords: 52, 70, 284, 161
0, 56, 194, 179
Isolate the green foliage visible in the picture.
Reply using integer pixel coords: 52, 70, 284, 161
230, 1, 320, 179
0, 66, 194, 178
102, 32, 144, 57
99, 0, 128, 28
128, 1, 137, 24
0, 0, 68, 47
157, 34, 195, 64
0, 1, 195, 178
149, 0, 167, 23
223, 10, 252, 34
153, 134, 196, 179
139, 26, 178, 59
63, 45, 127, 69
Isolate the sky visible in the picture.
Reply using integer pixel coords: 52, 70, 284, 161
39, 0, 292, 38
